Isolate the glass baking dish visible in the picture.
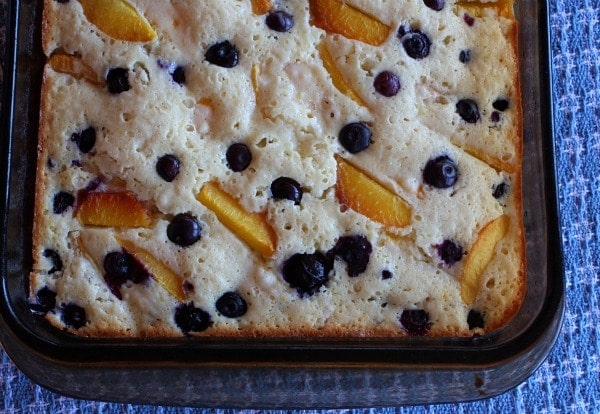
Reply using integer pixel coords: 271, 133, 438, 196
0, 0, 563, 407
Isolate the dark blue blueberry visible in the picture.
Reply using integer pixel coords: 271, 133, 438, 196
167, 213, 202, 247
271, 177, 303, 205
226, 143, 252, 172
436, 239, 463, 266
398, 27, 431, 60
456, 99, 480, 123
205, 41, 239, 68
327, 235, 372, 277
282, 252, 332, 297
29, 287, 57, 315
467, 309, 484, 330
423, 155, 458, 189
423, 0, 445, 11
106, 67, 130, 94
70, 126, 96, 153
175, 302, 212, 334
216, 291, 248, 318
339, 122, 372, 153
171, 66, 186, 84
400, 309, 431, 335
493, 182, 508, 199
266, 10, 294, 32
156, 154, 181, 182
382, 270, 393, 280
459, 49, 471, 63
53, 191, 74, 214
374, 71, 401, 97
43, 249, 63, 274
492, 98, 509, 111
464, 13, 475, 26
60, 303, 87, 329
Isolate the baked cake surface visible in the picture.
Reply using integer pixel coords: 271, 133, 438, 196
30, 0, 525, 337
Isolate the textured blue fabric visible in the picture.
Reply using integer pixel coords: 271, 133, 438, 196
1, 0, 599, 411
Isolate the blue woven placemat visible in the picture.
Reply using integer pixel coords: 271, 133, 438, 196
1, 0, 598, 412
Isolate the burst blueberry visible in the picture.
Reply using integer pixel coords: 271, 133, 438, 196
60, 303, 87, 329
436, 239, 463, 266
398, 27, 431, 60
175, 302, 212, 334
467, 309, 485, 330
43, 249, 63, 274
282, 252, 332, 297
53, 191, 74, 214
106, 67, 130, 94
327, 235, 372, 277
400, 309, 431, 335
71, 127, 96, 153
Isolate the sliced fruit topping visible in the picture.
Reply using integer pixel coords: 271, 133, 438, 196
106, 67, 130, 94
226, 143, 253, 172
78, 0, 157, 42
43, 249, 63, 274
318, 42, 366, 106
167, 213, 202, 247
400, 309, 431, 335
270, 177, 303, 205
282, 252, 332, 297
53, 191, 75, 214
266, 10, 294, 32
338, 122, 372, 153
455, 0, 515, 20
205, 40, 239, 68
397, 26, 431, 60
467, 309, 484, 330
374, 71, 401, 97
70, 126, 96, 154
435, 239, 464, 267
29, 287, 57, 316
156, 154, 181, 182
460, 215, 510, 305
335, 156, 412, 229
456, 98, 480, 123
48, 52, 102, 85
423, 155, 458, 189
76, 191, 151, 228
216, 291, 248, 318
309, 0, 391, 46
251, 0, 272, 15
327, 234, 372, 277
453, 142, 515, 173
174, 302, 213, 334
60, 302, 87, 329
103, 250, 151, 299
423, 0, 445, 11
117, 238, 187, 301
197, 181, 278, 257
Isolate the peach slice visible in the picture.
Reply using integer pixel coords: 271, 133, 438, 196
78, 0, 157, 42
309, 0, 391, 46
454, 141, 516, 174
455, 0, 515, 19
48, 52, 103, 85
117, 238, 186, 301
251, 0, 272, 15
335, 156, 411, 228
318, 42, 366, 107
460, 215, 510, 305
76, 192, 152, 228
197, 182, 277, 257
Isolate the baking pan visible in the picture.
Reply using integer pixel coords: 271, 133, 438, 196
0, 0, 564, 407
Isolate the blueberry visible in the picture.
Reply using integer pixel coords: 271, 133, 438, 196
282, 252, 332, 297
492, 182, 508, 199
171, 66, 186, 84
492, 98, 509, 111
167, 213, 202, 247
436, 239, 463, 266
459, 49, 471, 63
106, 67, 130, 94
339, 122, 372, 153
327, 235, 372, 277
423, 0, 444, 11
216, 291, 248, 318
400, 309, 431, 335
490, 111, 501, 122
60, 303, 87, 329
53, 191, 74, 214
226, 143, 252, 172
205, 40, 239, 68
398, 27, 431, 60
374, 71, 401, 97
29, 287, 57, 315
266, 10, 294, 32
456, 99, 480, 123
271, 177, 303, 205
382, 270, 393, 280
70, 127, 96, 153
467, 309, 484, 330
104, 251, 132, 282
156, 154, 181, 182
463, 13, 475, 26
423, 156, 458, 189
43, 249, 63, 274
175, 302, 212, 333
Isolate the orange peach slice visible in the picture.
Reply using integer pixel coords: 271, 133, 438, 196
455, 0, 515, 19
335, 156, 411, 228
309, 0, 390, 46
460, 215, 510, 304
197, 182, 277, 257
48, 52, 103, 85
454, 141, 516, 174
78, 0, 157, 42
117, 238, 186, 301
251, 0, 272, 15
318, 42, 366, 107
76, 192, 151, 228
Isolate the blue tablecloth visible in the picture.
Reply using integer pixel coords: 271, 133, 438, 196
1, 0, 598, 412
